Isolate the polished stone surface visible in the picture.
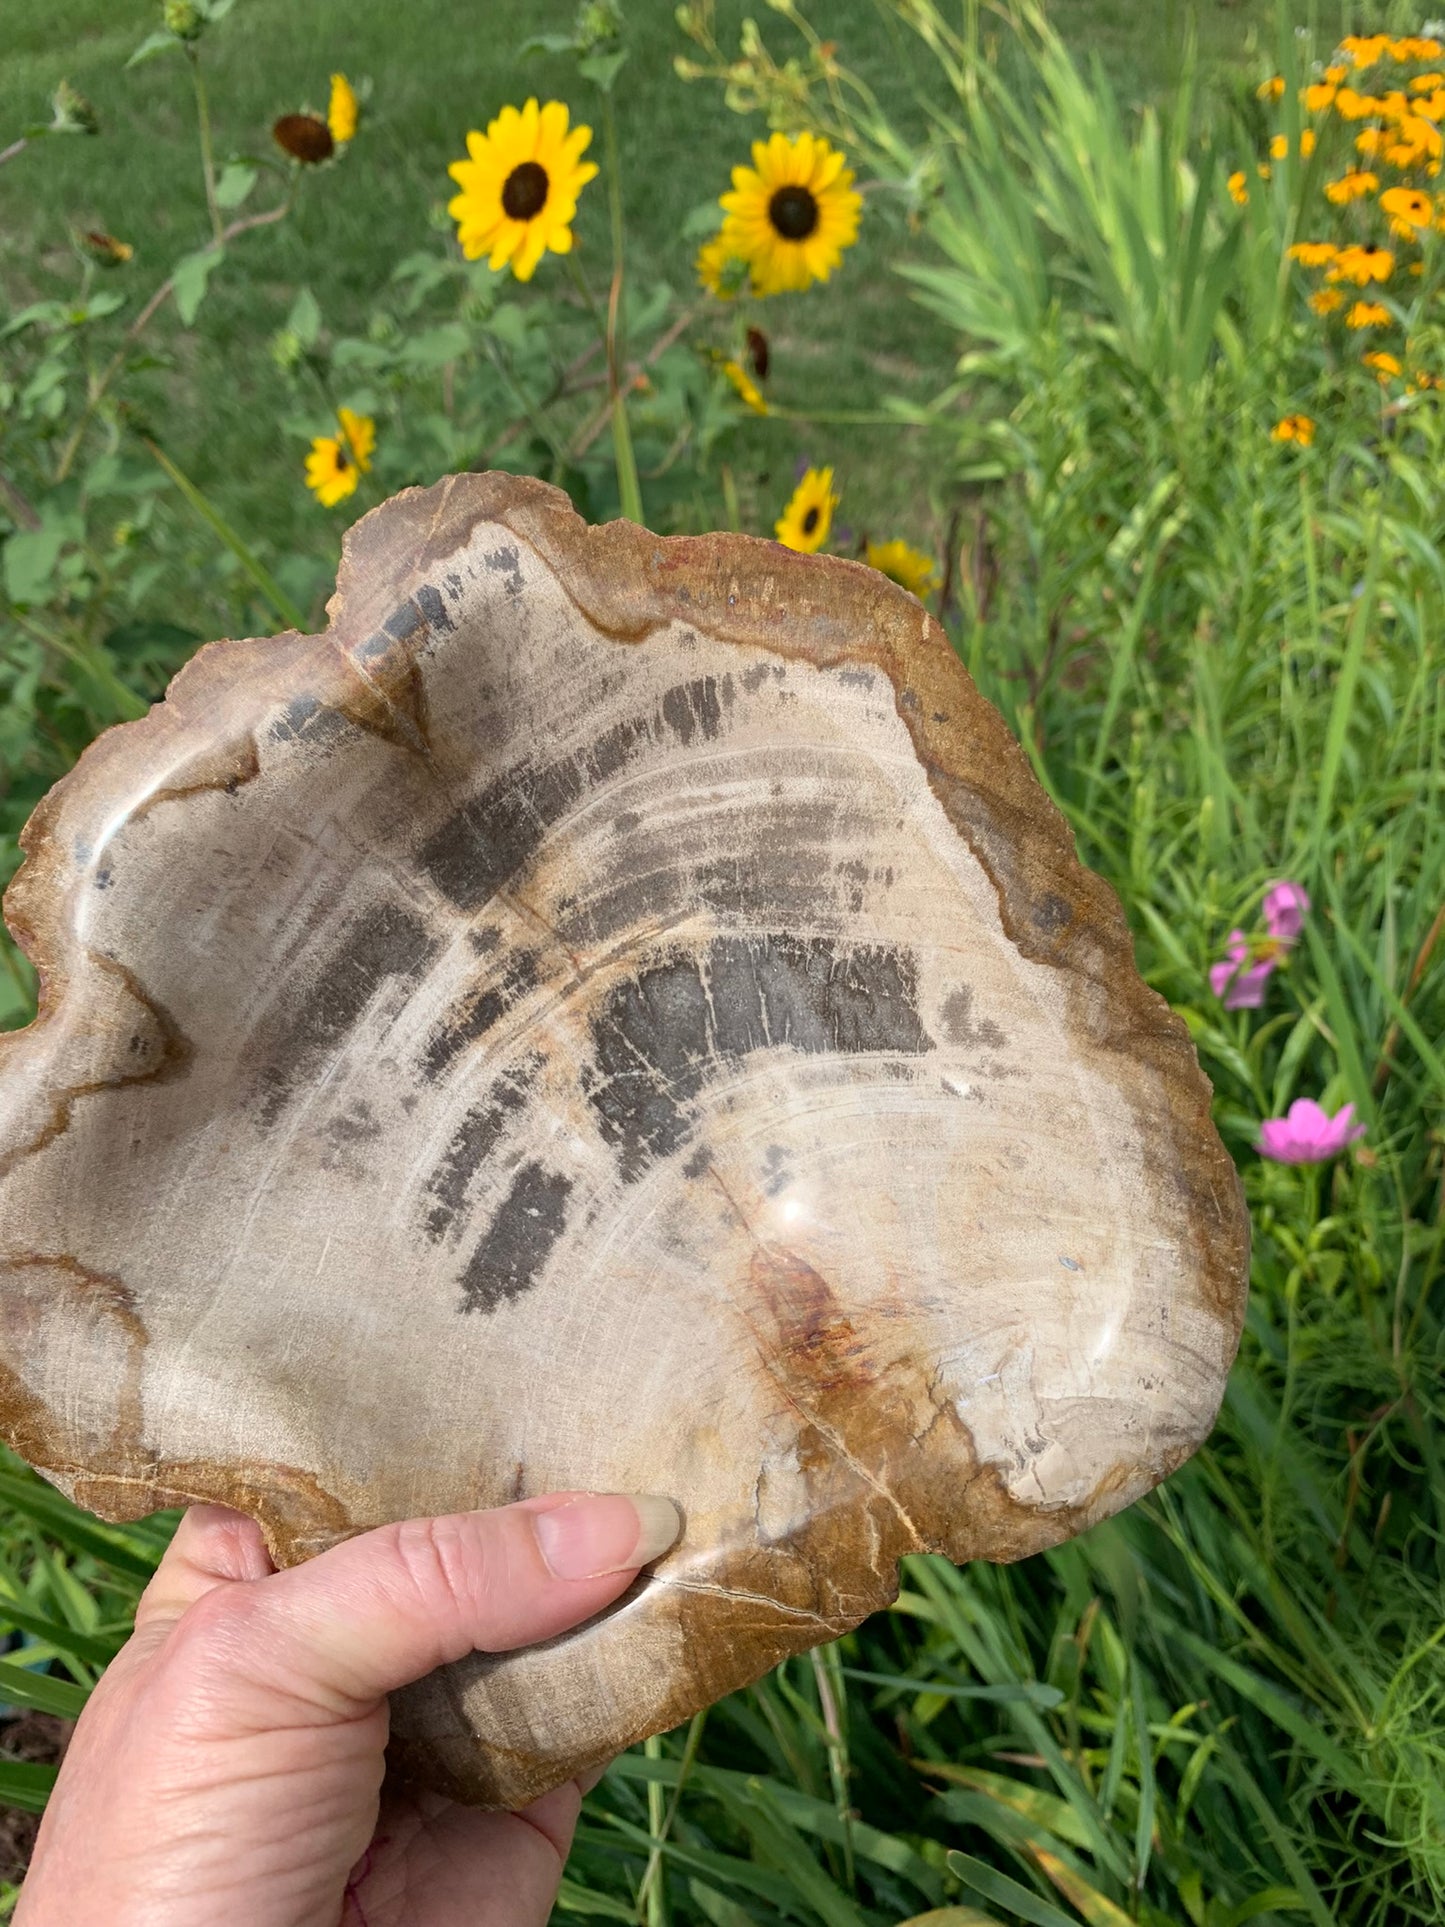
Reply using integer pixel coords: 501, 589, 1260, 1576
0, 474, 1249, 1806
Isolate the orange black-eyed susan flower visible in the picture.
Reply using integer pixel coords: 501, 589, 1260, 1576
447, 99, 597, 282
719, 132, 861, 296
304, 407, 374, 506
1364, 349, 1403, 379
1346, 299, 1391, 327
1258, 75, 1285, 101
1310, 287, 1345, 314
1340, 34, 1392, 68
775, 466, 838, 552
1227, 170, 1249, 205
1326, 169, 1379, 203
1328, 244, 1394, 284
1381, 185, 1434, 227
1288, 241, 1339, 267
1271, 415, 1316, 445
1304, 81, 1338, 112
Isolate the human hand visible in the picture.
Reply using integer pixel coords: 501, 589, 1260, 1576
16, 1490, 681, 1927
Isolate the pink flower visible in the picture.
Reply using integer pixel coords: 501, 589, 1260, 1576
1209, 930, 1277, 1009
1263, 879, 1311, 943
1258, 1098, 1366, 1164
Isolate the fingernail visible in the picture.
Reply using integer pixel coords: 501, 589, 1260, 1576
533, 1493, 681, 1581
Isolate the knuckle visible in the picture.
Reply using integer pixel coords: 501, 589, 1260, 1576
388, 1513, 490, 1628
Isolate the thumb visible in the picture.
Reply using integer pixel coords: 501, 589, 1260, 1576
165, 1491, 681, 1721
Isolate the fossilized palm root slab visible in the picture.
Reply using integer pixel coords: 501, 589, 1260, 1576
0, 472, 1248, 1807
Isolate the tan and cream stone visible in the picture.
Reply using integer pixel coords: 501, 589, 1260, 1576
0, 473, 1249, 1807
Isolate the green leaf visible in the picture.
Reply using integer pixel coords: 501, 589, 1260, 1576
579, 47, 628, 88
554, 1879, 636, 1919
286, 286, 322, 348
0, 1599, 120, 1669
126, 28, 180, 66
171, 246, 225, 327
0, 1658, 87, 1719
0, 1468, 159, 1580
399, 323, 473, 368
3, 524, 66, 604
0, 1761, 58, 1815
214, 162, 257, 208
945, 1853, 1078, 1927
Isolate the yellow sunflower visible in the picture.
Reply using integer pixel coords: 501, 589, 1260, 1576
696, 231, 749, 299
305, 407, 375, 508
719, 132, 861, 297
328, 73, 359, 145
721, 359, 767, 414
447, 99, 597, 282
866, 539, 938, 597
775, 467, 838, 553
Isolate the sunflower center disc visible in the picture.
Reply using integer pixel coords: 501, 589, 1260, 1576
802, 506, 820, 534
502, 161, 551, 221
768, 184, 820, 241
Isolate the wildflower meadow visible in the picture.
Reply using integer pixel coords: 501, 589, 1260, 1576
1, 0, 1443, 1920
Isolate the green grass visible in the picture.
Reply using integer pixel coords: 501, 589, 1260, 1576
0, 0, 1309, 594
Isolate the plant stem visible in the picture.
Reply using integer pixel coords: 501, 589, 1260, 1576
640, 1731, 669, 1927
0, 138, 27, 170
11, 610, 148, 722
634, 1710, 706, 1924
188, 47, 225, 248
600, 93, 644, 525
142, 437, 307, 632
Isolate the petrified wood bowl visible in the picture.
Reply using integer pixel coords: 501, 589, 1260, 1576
0, 473, 1249, 1807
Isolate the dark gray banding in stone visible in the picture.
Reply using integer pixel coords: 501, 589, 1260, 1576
458, 1161, 574, 1313
423, 949, 541, 1079
258, 901, 438, 1124
415, 583, 454, 633
485, 544, 524, 597
939, 986, 1007, 1051
660, 675, 725, 748
425, 1072, 531, 1242
270, 694, 352, 751
583, 934, 931, 1181
417, 681, 737, 913
326, 1098, 381, 1147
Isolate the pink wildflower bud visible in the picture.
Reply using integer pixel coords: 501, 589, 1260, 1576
1209, 930, 1276, 1008
1262, 879, 1311, 944
1258, 1098, 1366, 1164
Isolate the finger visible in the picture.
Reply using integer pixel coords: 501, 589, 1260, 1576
133, 1505, 275, 1636
351, 1784, 585, 1927
170, 1491, 680, 1718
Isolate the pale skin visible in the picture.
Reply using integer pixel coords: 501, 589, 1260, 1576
15, 1490, 681, 1927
